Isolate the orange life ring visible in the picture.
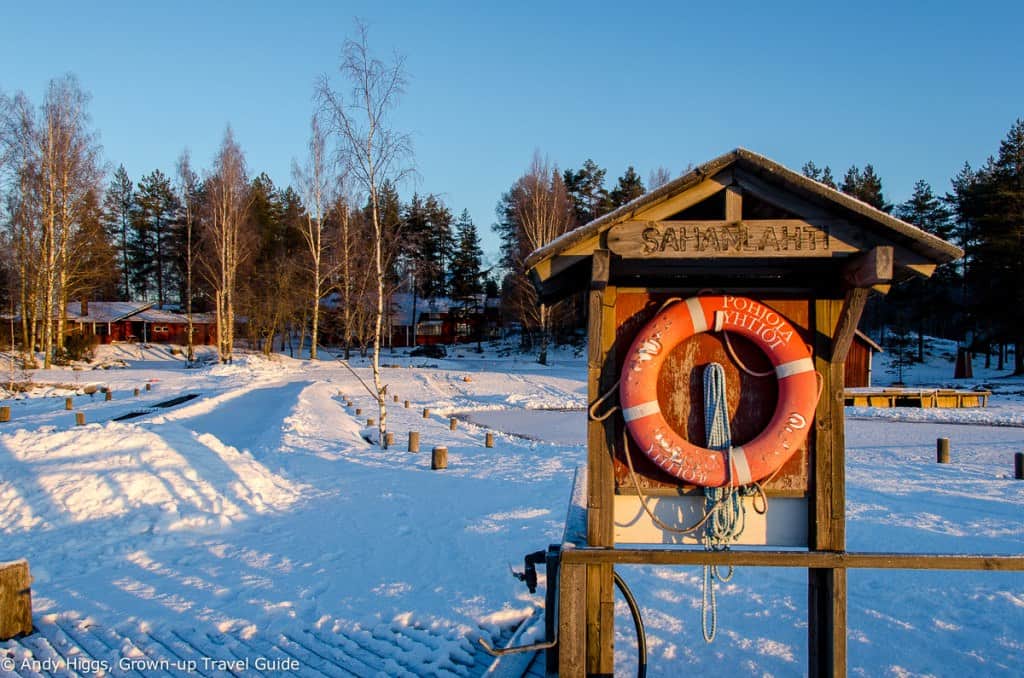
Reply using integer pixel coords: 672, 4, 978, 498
619, 296, 818, 488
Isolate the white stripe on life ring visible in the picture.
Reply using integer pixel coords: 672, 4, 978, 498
685, 297, 708, 334
622, 400, 661, 422
730, 446, 753, 485
775, 357, 815, 379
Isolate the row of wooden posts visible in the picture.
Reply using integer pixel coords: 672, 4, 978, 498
936, 437, 1024, 479
340, 391, 496, 471
0, 383, 156, 426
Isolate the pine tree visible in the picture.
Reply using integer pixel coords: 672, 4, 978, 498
133, 170, 180, 306
609, 166, 645, 208
450, 209, 483, 299
988, 120, 1024, 372
402, 193, 452, 298
820, 166, 837, 189
68, 188, 120, 303
102, 165, 134, 300
563, 159, 610, 225
801, 161, 837, 189
841, 164, 892, 212
892, 180, 957, 358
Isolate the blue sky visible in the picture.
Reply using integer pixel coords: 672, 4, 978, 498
3, 1, 1022, 262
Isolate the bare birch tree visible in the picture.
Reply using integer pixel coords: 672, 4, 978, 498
0, 91, 40, 365
293, 114, 344, 361
176, 149, 199, 365
506, 152, 573, 364
317, 20, 413, 447
1, 77, 102, 367
202, 127, 252, 364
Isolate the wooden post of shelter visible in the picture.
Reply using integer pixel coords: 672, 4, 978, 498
524, 148, 962, 677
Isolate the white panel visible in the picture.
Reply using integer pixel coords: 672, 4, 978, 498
613, 495, 808, 546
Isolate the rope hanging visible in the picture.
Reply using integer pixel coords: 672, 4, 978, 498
701, 362, 742, 643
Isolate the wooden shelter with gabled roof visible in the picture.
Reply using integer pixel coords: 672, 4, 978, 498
513, 149, 1024, 678
526, 147, 960, 299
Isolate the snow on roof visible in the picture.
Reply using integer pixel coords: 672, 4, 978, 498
67, 301, 153, 323
133, 307, 188, 323
389, 293, 491, 325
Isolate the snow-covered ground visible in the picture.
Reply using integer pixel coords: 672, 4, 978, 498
0, 340, 1022, 676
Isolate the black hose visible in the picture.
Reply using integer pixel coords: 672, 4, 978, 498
613, 570, 647, 678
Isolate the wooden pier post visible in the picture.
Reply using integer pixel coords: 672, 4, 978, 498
423, 407, 430, 419
408, 432, 420, 453
431, 446, 448, 470
485, 432, 494, 448
0, 559, 32, 640
75, 412, 85, 426
385, 432, 394, 448
65, 398, 73, 410
449, 417, 457, 431
937, 438, 950, 464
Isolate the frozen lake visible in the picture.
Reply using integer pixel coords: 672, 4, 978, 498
458, 408, 587, 445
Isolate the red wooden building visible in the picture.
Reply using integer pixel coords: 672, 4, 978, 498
66, 301, 217, 346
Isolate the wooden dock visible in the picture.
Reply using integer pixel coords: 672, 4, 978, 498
843, 387, 990, 409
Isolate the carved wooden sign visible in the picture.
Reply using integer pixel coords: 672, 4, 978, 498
607, 219, 859, 258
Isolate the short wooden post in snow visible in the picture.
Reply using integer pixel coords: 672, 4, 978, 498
65, 397, 73, 411
385, 431, 395, 448
145, 383, 151, 391
423, 407, 430, 419
367, 418, 375, 427
486, 432, 495, 448
937, 438, 950, 464
450, 417, 457, 431
355, 408, 363, 416
0, 406, 9, 423
404, 400, 410, 409
105, 390, 113, 402
1015, 452, 1024, 480
408, 431, 420, 453
75, 412, 85, 426
393, 394, 399, 403
431, 446, 448, 470
133, 388, 140, 397
0, 559, 32, 640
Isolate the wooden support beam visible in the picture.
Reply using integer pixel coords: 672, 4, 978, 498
558, 549, 1024, 570
558, 561, 587, 677
831, 288, 870, 365
842, 246, 893, 289
585, 249, 615, 675
811, 299, 847, 678
587, 249, 614, 547
725, 184, 742, 222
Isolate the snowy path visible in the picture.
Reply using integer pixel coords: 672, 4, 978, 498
1, 353, 584, 676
